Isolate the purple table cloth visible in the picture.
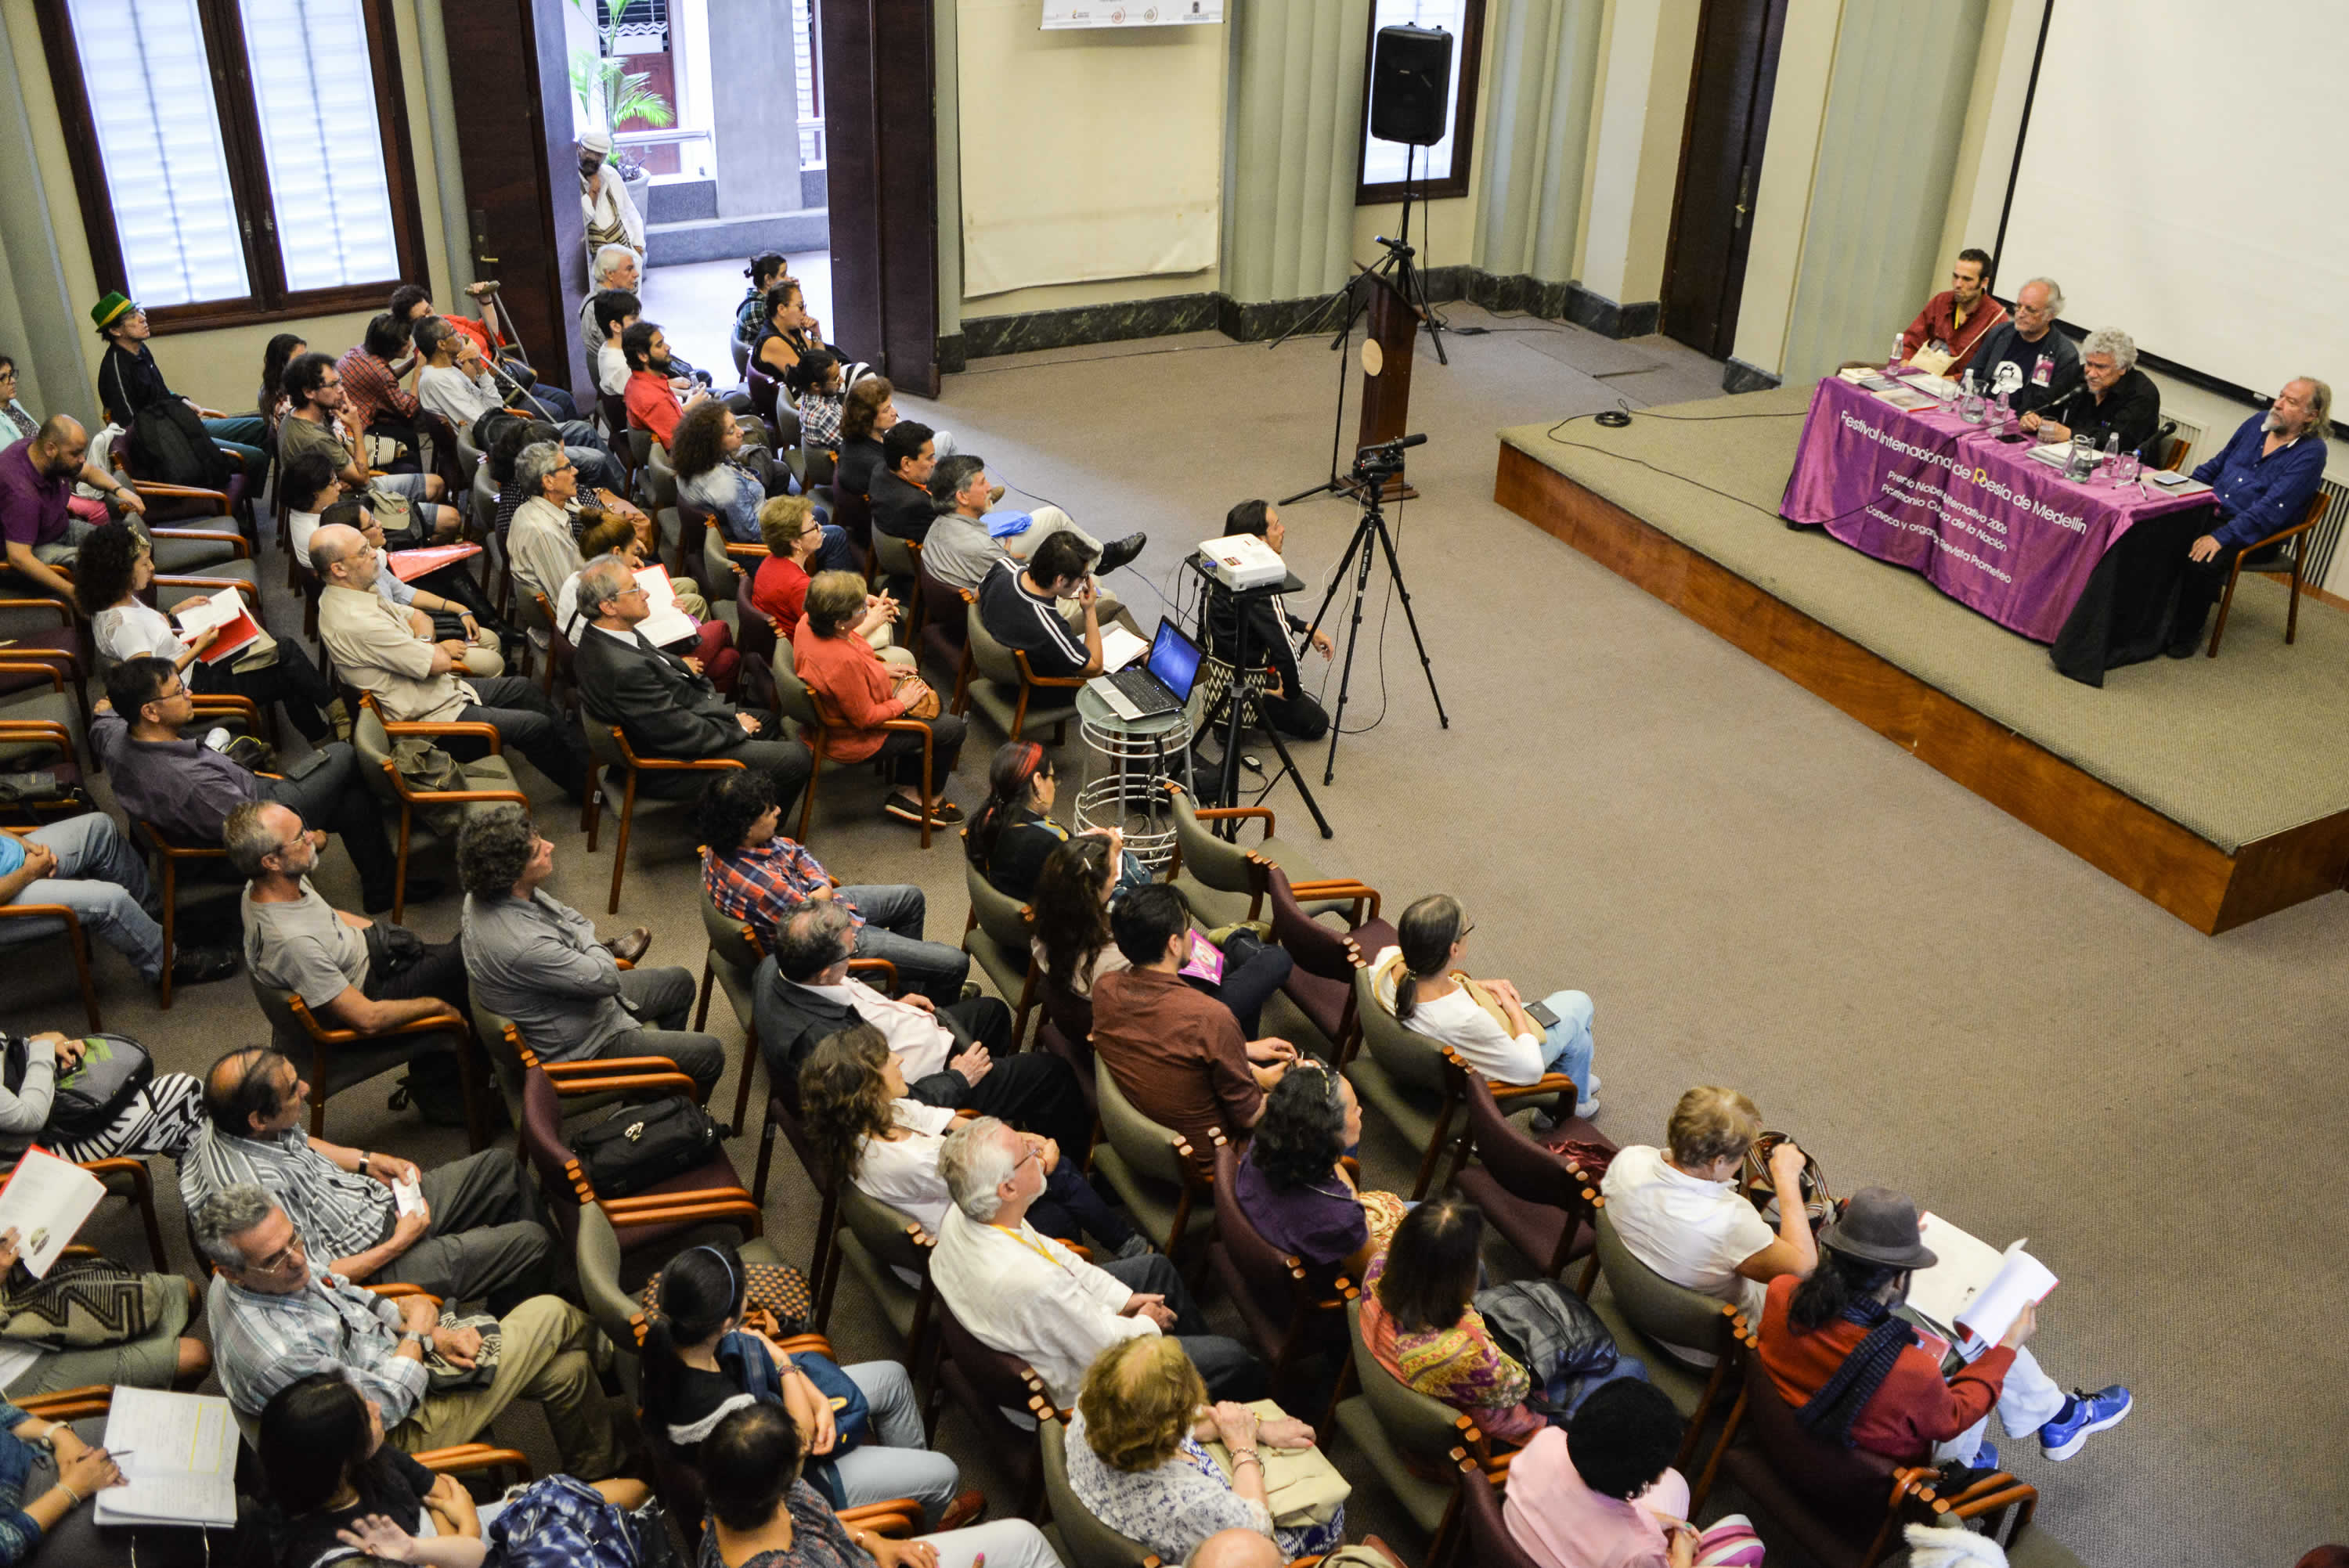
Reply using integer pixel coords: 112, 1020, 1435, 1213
1780, 374, 2206, 643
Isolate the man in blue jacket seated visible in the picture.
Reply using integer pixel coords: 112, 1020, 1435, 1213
2168, 377, 2333, 657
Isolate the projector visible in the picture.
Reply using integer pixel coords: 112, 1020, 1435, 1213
1197, 533, 1287, 590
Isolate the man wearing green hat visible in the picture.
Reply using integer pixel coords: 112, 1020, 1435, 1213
91, 293, 269, 476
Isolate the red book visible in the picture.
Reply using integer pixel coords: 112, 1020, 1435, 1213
174, 586, 264, 665
388, 542, 484, 582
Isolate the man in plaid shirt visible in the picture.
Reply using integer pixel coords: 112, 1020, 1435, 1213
337, 315, 465, 493
697, 770, 969, 1004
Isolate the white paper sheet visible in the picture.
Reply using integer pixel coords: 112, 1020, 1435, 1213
92, 1387, 238, 1527
1907, 1212, 2058, 1348
1098, 625, 1149, 674
634, 564, 700, 648
0, 1148, 105, 1278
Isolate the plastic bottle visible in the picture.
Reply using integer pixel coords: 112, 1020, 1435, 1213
1888, 334, 1906, 375
2102, 432, 2120, 482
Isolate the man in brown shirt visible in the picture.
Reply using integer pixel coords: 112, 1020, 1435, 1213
1090, 885, 1296, 1176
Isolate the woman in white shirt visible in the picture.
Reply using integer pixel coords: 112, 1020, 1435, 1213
74, 523, 339, 742
1368, 892, 1598, 1112
798, 1022, 1143, 1257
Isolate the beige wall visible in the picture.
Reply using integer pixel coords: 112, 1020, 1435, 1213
1576, 0, 1698, 308
1727, 0, 1840, 377
1, 0, 461, 417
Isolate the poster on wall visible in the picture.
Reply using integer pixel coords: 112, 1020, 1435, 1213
1041, 1, 1223, 27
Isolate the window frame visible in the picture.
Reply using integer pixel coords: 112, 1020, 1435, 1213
33, 0, 430, 333
1355, 0, 1486, 207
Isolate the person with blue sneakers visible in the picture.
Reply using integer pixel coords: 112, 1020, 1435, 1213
1755, 1187, 2132, 1472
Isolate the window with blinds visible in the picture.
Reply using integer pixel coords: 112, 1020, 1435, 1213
38, 0, 424, 327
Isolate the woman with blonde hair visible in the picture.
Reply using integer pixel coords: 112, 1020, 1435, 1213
1064, 1336, 1334, 1563
1369, 892, 1598, 1112
791, 568, 962, 827
750, 494, 893, 643
798, 1022, 1142, 1254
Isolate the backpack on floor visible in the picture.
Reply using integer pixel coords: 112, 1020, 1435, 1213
388, 1042, 509, 1132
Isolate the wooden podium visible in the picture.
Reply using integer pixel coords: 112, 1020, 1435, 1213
1352, 269, 1423, 499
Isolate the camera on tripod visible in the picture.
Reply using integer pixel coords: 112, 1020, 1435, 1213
1350, 431, 1427, 480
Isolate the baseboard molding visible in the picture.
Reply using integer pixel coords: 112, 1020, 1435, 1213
1723, 358, 1784, 395
940, 265, 1664, 367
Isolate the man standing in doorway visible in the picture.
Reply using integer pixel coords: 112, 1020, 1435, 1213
579, 132, 645, 266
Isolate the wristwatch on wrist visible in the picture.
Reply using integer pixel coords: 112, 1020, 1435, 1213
402, 1328, 431, 1347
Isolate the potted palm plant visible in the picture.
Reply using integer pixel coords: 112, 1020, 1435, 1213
570, 0, 674, 207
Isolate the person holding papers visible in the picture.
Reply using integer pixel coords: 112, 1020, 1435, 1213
1897, 248, 2008, 377
0, 1224, 211, 1404
572, 557, 811, 813
73, 523, 338, 743
0, 1385, 128, 1559
1755, 1188, 2131, 1469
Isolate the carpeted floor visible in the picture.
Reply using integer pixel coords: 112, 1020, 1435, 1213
8, 302, 2344, 1567
1503, 389, 2349, 852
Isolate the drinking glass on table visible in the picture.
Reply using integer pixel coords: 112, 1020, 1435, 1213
2067, 433, 2095, 481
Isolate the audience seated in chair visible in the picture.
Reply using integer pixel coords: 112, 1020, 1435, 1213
1034, 832, 1290, 1034
749, 279, 829, 387
571, 556, 810, 811
1503, 1378, 1761, 1568
0, 1220, 210, 1404
786, 347, 848, 470
313, 522, 590, 800
255, 333, 304, 442
457, 806, 724, 1100
1235, 1062, 1408, 1282
1755, 1188, 2131, 1471
1091, 884, 1298, 1178
0, 414, 147, 600
673, 398, 832, 548
930, 1116, 1266, 1408
1065, 1336, 1337, 1563
1358, 1193, 1547, 1446
697, 1400, 1060, 1568
696, 769, 966, 1003
1599, 1087, 1817, 1366
196, 1184, 629, 1480
962, 744, 1135, 903
0, 1386, 130, 1556
392, 279, 576, 415
752, 900, 1084, 1152
799, 1022, 1141, 1256
736, 253, 793, 351
0, 1026, 204, 1164
276, 351, 457, 542
316, 497, 509, 660
622, 321, 716, 453
975, 530, 1118, 679
233, 1371, 644, 1568
833, 377, 897, 503
74, 524, 338, 743
556, 514, 734, 688
504, 440, 593, 633
589, 287, 644, 402
180, 1036, 552, 1312
0, 813, 239, 992
915, 453, 1142, 593
412, 315, 612, 486
868, 421, 942, 543
638, 1238, 980, 1530
338, 314, 465, 495
94, 290, 269, 472
1369, 892, 1598, 1108
751, 494, 894, 643
1204, 499, 1332, 742
579, 245, 643, 356
792, 569, 965, 828
92, 658, 416, 914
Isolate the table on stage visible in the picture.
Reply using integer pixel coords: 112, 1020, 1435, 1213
1779, 373, 2217, 684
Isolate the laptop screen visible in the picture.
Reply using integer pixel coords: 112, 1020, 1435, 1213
1145, 617, 1203, 701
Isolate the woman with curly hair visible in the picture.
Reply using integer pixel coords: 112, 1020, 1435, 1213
1064, 1336, 1336, 1564
798, 1022, 1142, 1256
1233, 1061, 1406, 1281
673, 397, 806, 546
835, 375, 896, 500
74, 523, 338, 741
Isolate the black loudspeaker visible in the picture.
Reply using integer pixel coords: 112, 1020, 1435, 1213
1369, 24, 1455, 148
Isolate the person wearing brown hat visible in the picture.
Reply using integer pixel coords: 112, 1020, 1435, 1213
1755, 1187, 2131, 1469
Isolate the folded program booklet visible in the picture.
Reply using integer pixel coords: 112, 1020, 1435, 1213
1909, 1211, 2059, 1350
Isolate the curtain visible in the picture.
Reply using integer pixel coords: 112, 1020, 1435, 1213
1220, 0, 1371, 305
0, 7, 96, 428
1781, 0, 1987, 384
1469, 0, 1602, 284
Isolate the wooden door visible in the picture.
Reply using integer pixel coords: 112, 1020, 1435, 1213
1659, 0, 1788, 358
444, 0, 590, 395
820, 0, 940, 396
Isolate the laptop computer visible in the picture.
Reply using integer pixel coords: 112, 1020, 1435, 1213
1088, 617, 1204, 721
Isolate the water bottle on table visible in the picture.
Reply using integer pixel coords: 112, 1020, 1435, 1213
2102, 433, 2120, 483
1887, 334, 1906, 376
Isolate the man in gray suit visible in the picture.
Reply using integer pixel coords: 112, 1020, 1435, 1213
569, 557, 810, 815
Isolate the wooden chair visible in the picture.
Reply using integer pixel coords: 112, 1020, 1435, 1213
133, 811, 246, 1010
1041, 1418, 1156, 1568
574, 1199, 810, 1404
1207, 1137, 1358, 1426
963, 607, 1084, 743
960, 855, 1037, 1043
913, 558, 976, 707
1452, 1454, 1551, 1568
1337, 1296, 1503, 1566
1092, 1063, 1214, 1262
695, 883, 770, 1140
0, 824, 102, 1029
745, 365, 785, 443
0, 597, 89, 724
924, 1296, 1062, 1517
1445, 1055, 1604, 1274
746, 946, 899, 1264
1257, 858, 1391, 1064
0, 1151, 168, 1270
1693, 1325, 2039, 1568
352, 699, 529, 923
517, 1062, 760, 1263
1589, 1203, 1748, 1470
2208, 488, 2335, 654
250, 979, 490, 1151
583, 721, 745, 912
773, 636, 941, 846
2158, 431, 2191, 474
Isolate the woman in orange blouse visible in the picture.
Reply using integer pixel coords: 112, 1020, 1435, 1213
790, 570, 964, 828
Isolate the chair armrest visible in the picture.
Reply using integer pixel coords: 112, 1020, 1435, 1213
364, 1282, 443, 1307
1190, 804, 1277, 830
1491, 1072, 1583, 1105
627, 752, 749, 772
383, 719, 506, 752
545, 1068, 701, 1097
0, 905, 86, 929
153, 576, 258, 603
0, 600, 72, 625
289, 994, 464, 1044
0, 663, 65, 692
845, 956, 899, 992
129, 483, 229, 505
1286, 878, 1381, 921
189, 694, 262, 726
836, 1501, 926, 1538
16, 1386, 111, 1421
415, 1444, 532, 1478
0, 721, 71, 744
724, 542, 770, 561
598, 1191, 761, 1230
396, 781, 532, 806
149, 526, 251, 560
2248, 515, 2325, 550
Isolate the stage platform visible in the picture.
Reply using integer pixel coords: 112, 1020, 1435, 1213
1495, 386, 2349, 932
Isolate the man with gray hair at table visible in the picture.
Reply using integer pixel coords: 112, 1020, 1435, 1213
2021, 326, 2162, 460
1966, 277, 2080, 416
928, 1115, 1266, 1409
195, 1182, 626, 1476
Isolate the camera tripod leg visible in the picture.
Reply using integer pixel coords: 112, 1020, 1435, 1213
1322, 513, 1386, 784
1371, 514, 1449, 729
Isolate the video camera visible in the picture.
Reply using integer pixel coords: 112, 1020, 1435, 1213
1350, 431, 1427, 478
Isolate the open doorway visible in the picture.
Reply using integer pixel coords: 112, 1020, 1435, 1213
567, 0, 832, 362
